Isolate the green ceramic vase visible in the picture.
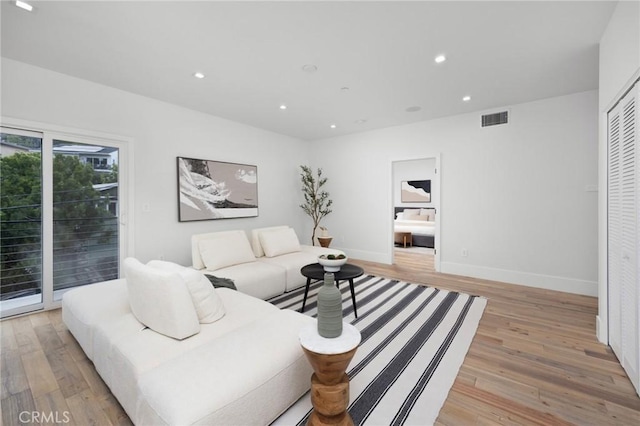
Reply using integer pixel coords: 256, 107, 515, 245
317, 272, 343, 338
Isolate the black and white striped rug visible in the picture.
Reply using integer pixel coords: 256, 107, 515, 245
269, 275, 486, 426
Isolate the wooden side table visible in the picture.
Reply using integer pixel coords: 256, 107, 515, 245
299, 323, 361, 426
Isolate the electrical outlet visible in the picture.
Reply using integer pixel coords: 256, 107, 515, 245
461, 249, 468, 257
158, 254, 165, 260
142, 203, 151, 212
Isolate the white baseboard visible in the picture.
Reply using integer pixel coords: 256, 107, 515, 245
344, 248, 391, 265
440, 261, 598, 296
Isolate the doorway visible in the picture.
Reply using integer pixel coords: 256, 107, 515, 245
391, 156, 440, 272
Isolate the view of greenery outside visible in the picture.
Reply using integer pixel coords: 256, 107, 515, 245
1, 138, 43, 300
1, 135, 119, 300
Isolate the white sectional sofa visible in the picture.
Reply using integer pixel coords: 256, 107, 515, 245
191, 226, 344, 300
62, 258, 315, 425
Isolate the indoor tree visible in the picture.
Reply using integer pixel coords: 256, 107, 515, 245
299, 165, 332, 245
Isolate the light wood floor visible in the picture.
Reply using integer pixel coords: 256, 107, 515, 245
352, 251, 640, 425
2, 251, 639, 425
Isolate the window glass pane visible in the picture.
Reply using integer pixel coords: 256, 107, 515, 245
52, 140, 119, 297
0, 132, 43, 313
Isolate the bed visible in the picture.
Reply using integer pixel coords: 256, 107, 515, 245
394, 207, 435, 248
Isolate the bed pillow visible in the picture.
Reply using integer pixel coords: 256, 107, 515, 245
407, 215, 429, 221
259, 227, 301, 257
198, 232, 256, 271
147, 260, 225, 324
395, 212, 404, 220
124, 257, 200, 340
403, 208, 420, 216
420, 209, 436, 221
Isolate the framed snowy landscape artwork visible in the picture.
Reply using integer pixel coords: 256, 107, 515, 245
401, 180, 431, 203
177, 157, 258, 221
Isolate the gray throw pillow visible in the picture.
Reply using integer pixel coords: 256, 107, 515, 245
204, 274, 237, 291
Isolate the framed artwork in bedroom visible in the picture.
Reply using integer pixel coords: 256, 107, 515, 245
401, 180, 431, 203
177, 156, 258, 221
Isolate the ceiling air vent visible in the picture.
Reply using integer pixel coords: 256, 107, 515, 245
481, 111, 508, 127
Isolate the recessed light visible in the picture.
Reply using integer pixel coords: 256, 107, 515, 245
462, 96, 471, 102
15, 1, 33, 11
330, 124, 337, 129
405, 106, 422, 112
302, 64, 318, 73
279, 105, 287, 110
435, 55, 446, 64
193, 72, 205, 79
354, 119, 368, 125
341, 87, 350, 92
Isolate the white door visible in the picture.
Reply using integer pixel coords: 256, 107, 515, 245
608, 82, 640, 395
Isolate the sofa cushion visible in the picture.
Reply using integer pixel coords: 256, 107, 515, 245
258, 251, 319, 292
135, 309, 314, 426
259, 227, 301, 257
90, 288, 281, 420
123, 258, 200, 340
61, 278, 129, 361
191, 230, 253, 270
147, 260, 225, 324
198, 231, 256, 271
250, 226, 289, 257
205, 262, 286, 300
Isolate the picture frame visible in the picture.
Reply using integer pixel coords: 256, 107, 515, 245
401, 180, 431, 203
177, 156, 258, 221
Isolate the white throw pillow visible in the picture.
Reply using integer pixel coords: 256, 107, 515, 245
123, 257, 200, 340
259, 227, 301, 257
198, 232, 256, 271
147, 260, 225, 324
250, 226, 289, 257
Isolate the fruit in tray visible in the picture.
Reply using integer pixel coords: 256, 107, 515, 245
319, 254, 346, 260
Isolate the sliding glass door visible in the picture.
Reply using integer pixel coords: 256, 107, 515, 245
52, 140, 119, 299
1, 125, 127, 317
0, 129, 45, 314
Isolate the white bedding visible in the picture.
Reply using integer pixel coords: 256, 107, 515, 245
394, 219, 435, 236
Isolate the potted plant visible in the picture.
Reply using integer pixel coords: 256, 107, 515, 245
299, 165, 332, 245
317, 227, 332, 247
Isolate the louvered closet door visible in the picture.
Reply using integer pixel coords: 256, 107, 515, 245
608, 82, 640, 395
608, 101, 622, 357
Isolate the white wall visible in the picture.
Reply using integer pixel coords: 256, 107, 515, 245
1, 59, 309, 266
599, 1, 640, 113
597, 1, 640, 342
1, 59, 601, 297
310, 90, 599, 296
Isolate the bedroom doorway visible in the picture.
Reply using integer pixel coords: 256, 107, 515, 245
391, 156, 440, 272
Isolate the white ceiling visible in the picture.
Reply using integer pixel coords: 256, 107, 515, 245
1, 1, 616, 141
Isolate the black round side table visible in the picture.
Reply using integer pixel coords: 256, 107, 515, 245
300, 263, 364, 318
